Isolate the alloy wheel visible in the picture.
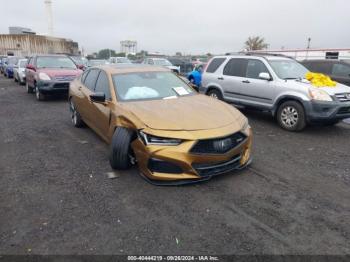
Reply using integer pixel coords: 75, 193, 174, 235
70, 101, 77, 125
35, 87, 40, 100
281, 106, 299, 127
210, 93, 218, 99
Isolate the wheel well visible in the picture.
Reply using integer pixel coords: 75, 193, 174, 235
273, 97, 304, 117
206, 86, 222, 95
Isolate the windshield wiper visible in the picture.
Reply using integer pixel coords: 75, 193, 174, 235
283, 77, 298, 80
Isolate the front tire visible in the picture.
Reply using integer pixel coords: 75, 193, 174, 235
35, 86, 46, 101
207, 89, 223, 100
109, 127, 134, 170
26, 82, 33, 93
277, 101, 306, 131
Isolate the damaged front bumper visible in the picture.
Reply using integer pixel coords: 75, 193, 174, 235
131, 125, 253, 185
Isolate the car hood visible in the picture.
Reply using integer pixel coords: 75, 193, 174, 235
289, 79, 350, 95
38, 68, 82, 78
120, 95, 243, 131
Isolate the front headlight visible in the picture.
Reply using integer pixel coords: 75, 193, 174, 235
39, 72, 51, 81
241, 120, 251, 136
139, 131, 182, 146
309, 89, 332, 102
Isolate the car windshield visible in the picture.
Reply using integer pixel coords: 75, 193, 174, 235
37, 56, 77, 69
71, 56, 87, 65
88, 60, 107, 66
19, 60, 27, 67
269, 59, 309, 79
154, 59, 172, 66
8, 57, 19, 65
116, 57, 131, 64
112, 71, 195, 102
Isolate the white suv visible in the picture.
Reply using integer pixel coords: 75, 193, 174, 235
201, 53, 350, 131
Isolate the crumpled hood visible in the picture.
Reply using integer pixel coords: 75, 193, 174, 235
290, 79, 350, 95
120, 95, 244, 131
38, 68, 82, 78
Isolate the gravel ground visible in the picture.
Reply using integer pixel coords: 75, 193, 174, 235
0, 75, 350, 255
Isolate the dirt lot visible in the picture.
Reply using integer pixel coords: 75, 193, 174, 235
0, 75, 350, 255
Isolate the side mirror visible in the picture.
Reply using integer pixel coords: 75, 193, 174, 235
259, 72, 271, 81
26, 64, 36, 71
77, 64, 85, 70
90, 92, 106, 103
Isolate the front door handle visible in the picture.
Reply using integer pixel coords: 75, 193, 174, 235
242, 80, 250, 84
218, 77, 224, 80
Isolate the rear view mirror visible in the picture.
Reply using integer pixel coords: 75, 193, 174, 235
90, 92, 106, 103
259, 72, 271, 81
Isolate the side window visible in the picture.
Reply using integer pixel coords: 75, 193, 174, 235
223, 58, 247, 77
308, 62, 331, 74
246, 59, 270, 79
84, 69, 99, 91
28, 57, 33, 65
81, 70, 90, 83
95, 71, 111, 100
332, 64, 350, 77
206, 58, 226, 73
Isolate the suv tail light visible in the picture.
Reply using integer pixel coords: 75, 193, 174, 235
203, 59, 211, 72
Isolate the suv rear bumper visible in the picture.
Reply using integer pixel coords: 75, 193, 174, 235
37, 80, 70, 94
303, 100, 350, 122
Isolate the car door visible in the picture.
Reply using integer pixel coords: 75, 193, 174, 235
88, 70, 112, 141
330, 63, 350, 86
220, 58, 248, 104
238, 59, 275, 109
78, 69, 100, 127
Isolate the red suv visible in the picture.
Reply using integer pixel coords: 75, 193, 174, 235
25, 55, 83, 100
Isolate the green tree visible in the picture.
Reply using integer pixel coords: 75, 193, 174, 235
97, 49, 117, 59
244, 36, 269, 51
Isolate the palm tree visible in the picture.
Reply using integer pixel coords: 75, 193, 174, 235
244, 36, 269, 51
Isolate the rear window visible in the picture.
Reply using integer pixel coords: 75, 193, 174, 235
206, 58, 226, 73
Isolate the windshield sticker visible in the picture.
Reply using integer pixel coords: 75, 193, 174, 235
173, 86, 189, 96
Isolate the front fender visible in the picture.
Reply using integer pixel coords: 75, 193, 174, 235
272, 92, 310, 115
201, 82, 223, 95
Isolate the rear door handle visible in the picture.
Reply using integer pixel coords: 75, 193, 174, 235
242, 80, 250, 84
218, 77, 224, 80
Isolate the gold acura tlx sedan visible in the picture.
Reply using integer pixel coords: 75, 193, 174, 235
69, 65, 252, 185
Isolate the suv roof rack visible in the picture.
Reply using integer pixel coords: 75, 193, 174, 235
240, 51, 294, 60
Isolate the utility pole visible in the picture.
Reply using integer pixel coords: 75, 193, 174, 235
306, 37, 311, 60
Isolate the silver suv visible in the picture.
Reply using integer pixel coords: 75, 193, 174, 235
201, 53, 350, 131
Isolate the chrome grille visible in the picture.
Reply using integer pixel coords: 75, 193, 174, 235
335, 93, 350, 102
190, 132, 246, 154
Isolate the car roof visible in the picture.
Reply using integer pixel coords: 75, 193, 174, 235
93, 64, 170, 74
211, 54, 293, 61
34, 54, 69, 57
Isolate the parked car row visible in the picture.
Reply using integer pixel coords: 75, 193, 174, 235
1, 52, 349, 184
